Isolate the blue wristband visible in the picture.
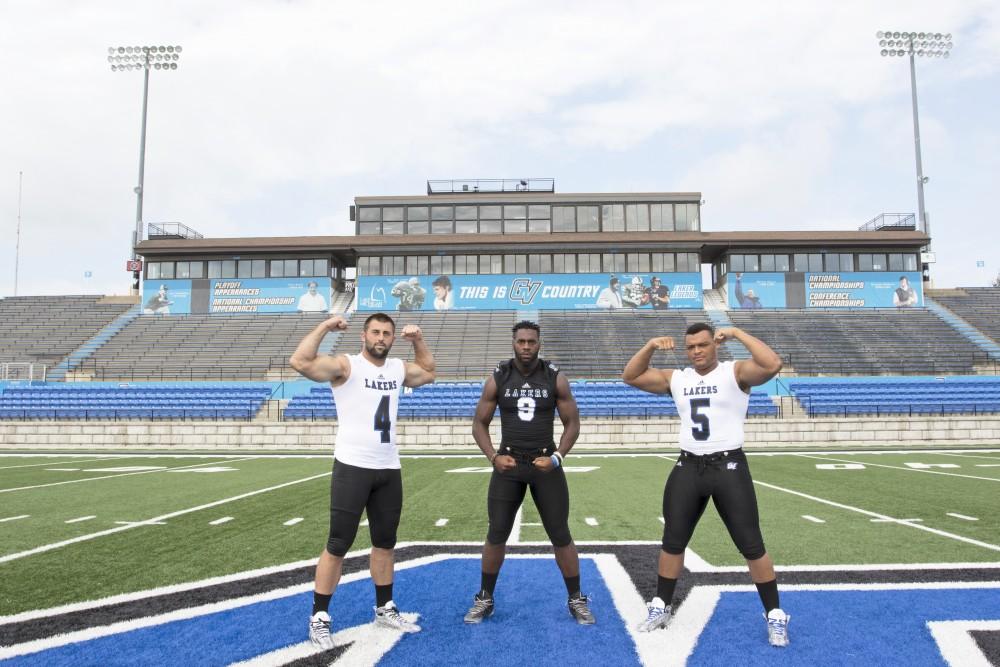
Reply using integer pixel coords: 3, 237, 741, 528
550, 454, 561, 468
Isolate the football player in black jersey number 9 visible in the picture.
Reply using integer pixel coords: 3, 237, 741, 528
463, 320, 595, 625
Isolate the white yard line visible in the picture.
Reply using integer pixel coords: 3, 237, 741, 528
936, 452, 1000, 462
754, 479, 1000, 553
435, 518, 448, 527
64, 515, 97, 524
283, 517, 303, 526
801, 515, 826, 523
0, 457, 259, 494
509, 506, 524, 545
946, 513, 979, 521
209, 517, 234, 526
0, 515, 30, 523
585, 517, 599, 526
795, 453, 1000, 483
0, 456, 131, 470
0, 471, 332, 564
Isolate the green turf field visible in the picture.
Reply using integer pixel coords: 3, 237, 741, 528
1, 450, 998, 616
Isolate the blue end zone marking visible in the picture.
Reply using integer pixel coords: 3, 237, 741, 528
689, 588, 1000, 666
6, 557, 641, 666
380, 558, 641, 666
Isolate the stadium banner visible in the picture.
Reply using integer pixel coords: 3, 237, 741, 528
209, 277, 332, 313
805, 271, 923, 308
723, 271, 924, 309
141, 277, 332, 314
141, 279, 193, 315
727, 272, 787, 309
357, 273, 703, 311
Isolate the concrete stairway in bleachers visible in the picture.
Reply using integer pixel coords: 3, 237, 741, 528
47, 305, 141, 381
924, 296, 1000, 361
701, 289, 749, 360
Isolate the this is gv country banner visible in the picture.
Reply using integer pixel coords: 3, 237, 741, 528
357, 273, 704, 311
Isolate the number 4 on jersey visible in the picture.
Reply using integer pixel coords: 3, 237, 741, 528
374, 395, 391, 443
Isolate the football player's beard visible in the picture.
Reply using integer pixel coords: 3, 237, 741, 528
366, 341, 391, 359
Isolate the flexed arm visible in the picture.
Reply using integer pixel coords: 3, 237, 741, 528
401, 324, 436, 387
289, 316, 350, 383
622, 337, 676, 394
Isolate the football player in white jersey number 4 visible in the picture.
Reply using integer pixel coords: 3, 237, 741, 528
622, 323, 790, 647
290, 313, 436, 649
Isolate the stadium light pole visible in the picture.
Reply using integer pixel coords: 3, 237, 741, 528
107, 44, 182, 294
876, 30, 952, 252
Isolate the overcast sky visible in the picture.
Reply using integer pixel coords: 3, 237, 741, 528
2, 0, 998, 296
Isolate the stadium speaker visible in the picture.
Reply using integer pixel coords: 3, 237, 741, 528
349, 205, 356, 221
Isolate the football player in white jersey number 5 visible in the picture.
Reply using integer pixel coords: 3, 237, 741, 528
622, 323, 790, 647
290, 313, 436, 649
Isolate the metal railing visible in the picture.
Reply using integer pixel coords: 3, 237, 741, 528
0, 408, 255, 421
147, 222, 204, 239
279, 407, 781, 422
858, 212, 917, 232
426, 178, 555, 195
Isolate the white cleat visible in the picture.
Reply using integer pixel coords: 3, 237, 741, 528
308, 611, 335, 650
765, 608, 790, 647
374, 600, 421, 633
636, 597, 672, 632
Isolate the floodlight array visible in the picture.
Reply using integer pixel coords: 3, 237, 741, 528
107, 45, 183, 71
876, 31, 953, 58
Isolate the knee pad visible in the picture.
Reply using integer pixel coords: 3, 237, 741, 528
739, 542, 766, 561
661, 539, 686, 555
546, 523, 573, 548
326, 534, 351, 557
486, 521, 514, 546
370, 526, 397, 550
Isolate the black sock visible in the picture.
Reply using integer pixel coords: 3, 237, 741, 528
375, 583, 393, 608
656, 576, 677, 605
564, 575, 581, 597
312, 591, 332, 615
755, 579, 780, 613
481, 571, 499, 596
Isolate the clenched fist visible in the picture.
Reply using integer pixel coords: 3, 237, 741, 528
648, 336, 675, 351
323, 316, 348, 332
401, 324, 423, 341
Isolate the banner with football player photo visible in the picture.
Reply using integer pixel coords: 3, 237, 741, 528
356, 273, 704, 311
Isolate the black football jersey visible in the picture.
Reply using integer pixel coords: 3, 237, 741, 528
494, 359, 560, 451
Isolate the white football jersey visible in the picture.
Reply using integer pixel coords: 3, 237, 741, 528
331, 354, 406, 469
671, 360, 749, 455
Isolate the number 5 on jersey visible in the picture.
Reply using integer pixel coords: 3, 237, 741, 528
689, 398, 710, 441
374, 395, 391, 443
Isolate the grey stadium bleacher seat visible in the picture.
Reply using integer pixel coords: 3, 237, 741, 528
727, 308, 983, 375
932, 287, 1000, 346
0, 295, 133, 370
78, 312, 331, 381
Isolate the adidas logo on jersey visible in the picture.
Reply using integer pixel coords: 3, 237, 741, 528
522, 383, 531, 389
